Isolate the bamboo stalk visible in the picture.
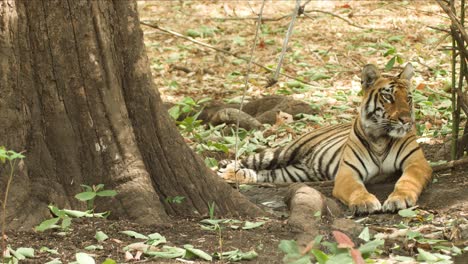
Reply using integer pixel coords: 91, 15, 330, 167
449, 0, 459, 160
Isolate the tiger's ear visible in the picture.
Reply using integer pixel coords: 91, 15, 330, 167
361, 64, 380, 90
398, 63, 414, 81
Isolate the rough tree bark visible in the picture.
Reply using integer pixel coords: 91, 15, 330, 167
0, 0, 261, 228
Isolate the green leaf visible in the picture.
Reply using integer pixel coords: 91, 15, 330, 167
49, 205, 66, 218
242, 221, 265, 230
35, 217, 60, 232
95, 231, 108, 242
310, 249, 329, 264
396, 55, 404, 64
398, 208, 417, 218
394, 255, 415, 262
101, 259, 116, 264
385, 56, 396, 71
62, 209, 90, 218
80, 184, 93, 192
407, 230, 422, 240
96, 190, 117, 197
75, 252, 96, 264
358, 227, 370, 242
326, 252, 353, 264
75, 192, 97, 201
61, 216, 72, 230
40, 247, 59, 255
120, 230, 148, 239
215, 249, 258, 261
45, 259, 63, 264
278, 240, 300, 254
84, 245, 103, 250
200, 219, 226, 226
183, 244, 212, 261
310, 73, 331, 81
145, 246, 185, 258
186, 29, 201, 38
9, 247, 25, 260
147, 233, 167, 246
358, 239, 384, 255
417, 248, 439, 262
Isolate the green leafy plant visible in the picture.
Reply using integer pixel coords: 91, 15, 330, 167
35, 205, 109, 232
279, 230, 385, 263
165, 196, 185, 204
2, 247, 34, 264
383, 46, 404, 70
208, 202, 216, 220
75, 184, 117, 211
0, 147, 25, 263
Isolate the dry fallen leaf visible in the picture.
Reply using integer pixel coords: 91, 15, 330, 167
332, 230, 355, 249
125, 251, 134, 261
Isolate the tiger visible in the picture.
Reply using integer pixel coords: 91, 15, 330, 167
218, 63, 432, 214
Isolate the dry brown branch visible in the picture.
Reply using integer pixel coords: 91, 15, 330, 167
304, 9, 366, 29
437, 0, 468, 43
432, 157, 468, 172
140, 22, 324, 89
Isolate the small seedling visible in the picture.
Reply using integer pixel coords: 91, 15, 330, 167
75, 184, 117, 211
165, 196, 185, 204
208, 202, 216, 220
0, 147, 25, 263
35, 205, 109, 232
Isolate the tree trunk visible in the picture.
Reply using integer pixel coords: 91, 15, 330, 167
0, 0, 261, 228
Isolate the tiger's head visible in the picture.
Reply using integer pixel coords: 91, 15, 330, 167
359, 63, 415, 139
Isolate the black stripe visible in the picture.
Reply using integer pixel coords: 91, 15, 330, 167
257, 151, 264, 169
288, 124, 349, 164
398, 146, 421, 169
315, 130, 349, 179
292, 164, 315, 181
350, 146, 368, 177
365, 89, 376, 115
302, 125, 350, 158
344, 160, 364, 181
353, 122, 379, 167
284, 167, 298, 182
331, 146, 345, 180
270, 169, 277, 182
382, 138, 396, 160
279, 168, 287, 182
393, 135, 414, 170
265, 148, 282, 170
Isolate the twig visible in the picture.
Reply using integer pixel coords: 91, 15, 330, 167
304, 9, 366, 29
267, 0, 302, 88
140, 22, 322, 88
234, 0, 266, 189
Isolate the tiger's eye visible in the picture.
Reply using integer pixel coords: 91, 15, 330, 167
382, 94, 393, 102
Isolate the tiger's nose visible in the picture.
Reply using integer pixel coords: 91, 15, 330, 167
398, 113, 412, 125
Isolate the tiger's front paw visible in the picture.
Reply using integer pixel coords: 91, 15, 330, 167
382, 190, 417, 212
349, 192, 382, 214
217, 163, 257, 183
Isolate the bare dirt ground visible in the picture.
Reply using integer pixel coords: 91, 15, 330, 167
6, 1, 468, 263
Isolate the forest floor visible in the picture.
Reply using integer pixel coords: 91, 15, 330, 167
6, 1, 468, 263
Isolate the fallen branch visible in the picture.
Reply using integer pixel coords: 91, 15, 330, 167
140, 22, 323, 89
432, 157, 468, 172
